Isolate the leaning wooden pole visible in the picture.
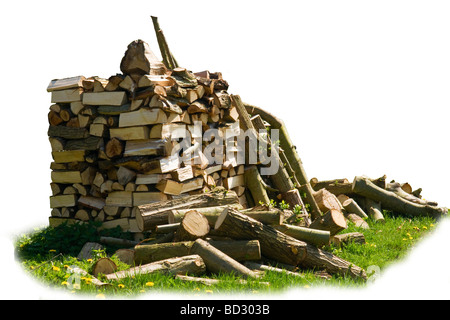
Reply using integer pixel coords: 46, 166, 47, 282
244, 102, 322, 220
151, 16, 179, 70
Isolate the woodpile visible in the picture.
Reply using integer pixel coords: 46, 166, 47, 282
46, 17, 447, 285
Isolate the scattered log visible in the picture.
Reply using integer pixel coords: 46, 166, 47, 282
114, 249, 135, 265
313, 188, 344, 214
342, 198, 368, 219
190, 239, 258, 279
99, 236, 139, 248
70, 266, 110, 287
345, 213, 370, 230
331, 232, 366, 247
352, 176, 447, 219
168, 204, 243, 226
92, 257, 118, 277
206, 239, 261, 262
106, 255, 206, 280
214, 207, 366, 279
274, 224, 330, 247
386, 182, 438, 206
243, 166, 270, 206
134, 241, 193, 265
175, 274, 270, 286
365, 198, 385, 223
309, 209, 347, 236
244, 261, 304, 278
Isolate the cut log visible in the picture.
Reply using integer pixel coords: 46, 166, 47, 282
274, 224, 330, 247
136, 189, 240, 231
134, 242, 193, 265
47, 76, 85, 92
345, 213, 370, 230
52, 150, 85, 163
190, 239, 258, 278
207, 239, 261, 262
110, 126, 150, 140
106, 255, 206, 280
99, 236, 139, 248
133, 192, 168, 206
92, 257, 118, 277
364, 198, 385, 223
386, 182, 438, 206
50, 194, 77, 208
313, 188, 344, 213
342, 198, 368, 219
118, 108, 167, 127
331, 232, 366, 247
351, 176, 447, 219
240, 206, 284, 226
114, 249, 135, 265
174, 210, 210, 241
124, 139, 171, 157
105, 138, 124, 159
48, 126, 89, 140
214, 207, 366, 279
168, 204, 244, 226
309, 209, 347, 236
51, 88, 83, 103
244, 261, 304, 278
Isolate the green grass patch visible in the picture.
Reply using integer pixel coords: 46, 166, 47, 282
14, 212, 445, 298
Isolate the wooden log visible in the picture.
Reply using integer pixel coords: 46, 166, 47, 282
64, 136, 104, 151
313, 188, 344, 213
47, 126, 89, 140
136, 189, 240, 231
331, 232, 366, 247
175, 274, 270, 286
215, 207, 365, 279
51, 88, 83, 103
120, 39, 167, 77
114, 249, 135, 266
244, 102, 322, 220
342, 198, 368, 219
206, 239, 261, 262
351, 176, 447, 219
244, 261, 304, 278
274, 224, 330, 247
105, 138, 124, 159
174, 210, 210, 242
309, 209, 347, 236
345, 213, 370, 230
50, 194, 77, 208
364, 198, 385, 223
51, 150, 85, 163
82, 91, 128, 106
106, 255, 206, 280
168, 204, 244, 226
386, 182, 438, 206
92, 257, 118, 277
47, 76, 85, 92
110, 126, 150, 140
134, 242, 193, 265
151, 16, 178, 70
99, 236, 139, 248
240, 207, 284, 226
118, 108, 167, 127
190, 239, 258, 278
243, 166, 270, 206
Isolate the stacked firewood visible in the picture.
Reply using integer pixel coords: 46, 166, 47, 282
47, 40, 248, 234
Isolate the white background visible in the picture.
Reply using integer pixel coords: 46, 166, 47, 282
1, 0, 449, 300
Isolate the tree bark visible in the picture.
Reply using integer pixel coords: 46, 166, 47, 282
386, 182, 438, 206
352, 176, 447, 219
364, 198, 385, 223
206, 239, 261, 262
243, 166, 270, 206
342, 198, 368, 219
331, 232, 366, 247
134, 241, 193, 265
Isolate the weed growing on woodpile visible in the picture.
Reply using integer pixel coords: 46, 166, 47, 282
13, 213, 445, 298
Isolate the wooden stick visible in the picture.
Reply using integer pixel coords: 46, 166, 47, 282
151, 16, 178, 69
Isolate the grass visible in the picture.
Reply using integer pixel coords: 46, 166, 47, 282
14, 211, 445, 298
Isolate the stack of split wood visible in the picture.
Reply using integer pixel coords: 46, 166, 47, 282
47, 40, 251, 234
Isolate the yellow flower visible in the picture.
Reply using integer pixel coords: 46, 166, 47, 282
406, 233, 411, 237
52, 266, 60, 272
49, 249, 56, 253
84, 278, 92, 285
145, 282, 154, 287
430, 223, 435, 227
205, 289, 213, 294
87, 259, 93, 263
402, 238, 408, 241
118, 284, 125, 289
422, 226, 428, 230
29, 266, 35, 270
139, 290, 146, 293
73, 283, 81, 290
61, 281, 68, 286
409, 236, 413, 240
96, 293, 106, 299
304, 285, 310, 289
193, 287, 200, 291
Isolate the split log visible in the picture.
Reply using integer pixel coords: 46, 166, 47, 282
174, 210, 210, 241
331, 232, 366, 247
342, 198, 368, 219
351, 176, 447, 219
190, 239, 258, 279
114, 249, 135, 265
386, 182, 438, 206
120, 39, 166, 77
155, 223, 181, 234
313, 188, 344, 214
309, 209, 347, 236
105, 138, 124, 159
215, 207, 366, 279
106, 255, 206, 280
92, 257, 118, 277
274, 224, 330, 247
136, 189, 240, 231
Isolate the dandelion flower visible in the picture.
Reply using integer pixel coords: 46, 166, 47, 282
145, 282, 154, 287
96, 293, 106, 299
52, 266, 60, 272
422, 226, 428, 230
73, 283, 81, 290
205, 289, 213, 294
430, 223, 435, 227
84, 278, 92, 285
61, 281, 68, 286
304, 285, 310, 289
49, 249, 56, 253
118, 284, 125, 289
87, 259, 93, 263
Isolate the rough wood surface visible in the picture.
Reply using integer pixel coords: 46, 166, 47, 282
274, 224, 330, 247
174, 210, 210, 241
